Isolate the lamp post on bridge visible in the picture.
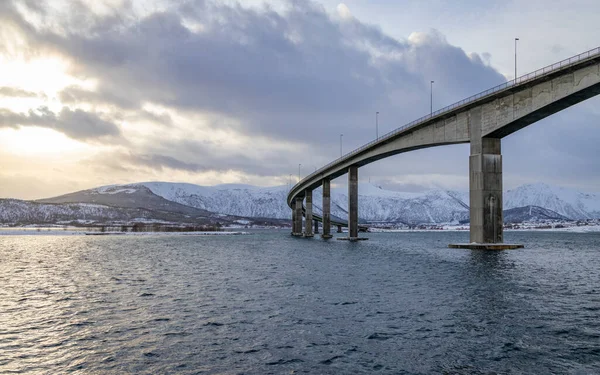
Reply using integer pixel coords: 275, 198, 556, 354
376, 111, 379, 140
340, 134, 343, 157
515, 37, 519, 83
430, 80, 434, 115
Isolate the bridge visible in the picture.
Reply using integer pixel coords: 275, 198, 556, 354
287, 46, 600, 245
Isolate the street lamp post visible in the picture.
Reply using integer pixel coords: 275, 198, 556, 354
430, 80, 434, 115
340, 134, 343, 157
376, 111, 379, 140
515, 37, 519, 82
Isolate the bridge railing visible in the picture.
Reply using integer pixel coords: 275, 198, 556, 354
292, 45, 600, 195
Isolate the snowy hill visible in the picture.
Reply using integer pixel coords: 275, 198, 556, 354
138, 182, 290, 219
127, 182, 469, 224
137, 181, 600, 223
505, 183, 600, 220
84, 181, 597, 224
38, 184, 214, 217
18, 181, 598, 226
0, 199, 184, 225
503, 205, 570, 223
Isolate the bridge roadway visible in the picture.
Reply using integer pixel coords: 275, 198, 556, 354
287, 46, 600, 243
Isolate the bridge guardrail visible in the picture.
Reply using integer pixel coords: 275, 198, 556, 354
291, 46, 600, 199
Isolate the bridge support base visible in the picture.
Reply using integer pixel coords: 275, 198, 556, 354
321, 234, 333, 239
449, 243, 523, 250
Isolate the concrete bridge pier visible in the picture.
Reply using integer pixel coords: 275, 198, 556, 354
321, 179, 332, 239
304, 189, 314, 237
291, 208, 296, 235
338, 166, 367, 241
314, 220, 319, 234
451, 108, 521, 249
293, 196, 303, 236
337, 225, 343, 233
469, 137, 503, 244
348, 166, 358, 239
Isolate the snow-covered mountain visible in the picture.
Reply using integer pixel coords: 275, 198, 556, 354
138, 182, 290, 219
505, 183, 600, 220
135, 181, 600, 223
503, 205, 570, 223
127, 182, 469, 224
9, 181, 595, 226
311, 184, 470, 224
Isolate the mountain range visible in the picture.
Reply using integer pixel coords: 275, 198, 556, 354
1, 182, 599, 226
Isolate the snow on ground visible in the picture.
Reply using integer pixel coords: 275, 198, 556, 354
95, 186, 137, 194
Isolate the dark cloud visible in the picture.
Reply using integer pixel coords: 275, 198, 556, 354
0, 106, 121, 141
126, 136, 306, 177
127, 153, 208, 173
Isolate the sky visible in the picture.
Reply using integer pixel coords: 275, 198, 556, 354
0, 0, 599, 199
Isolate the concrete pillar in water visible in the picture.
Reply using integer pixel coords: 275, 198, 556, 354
304, 189, 313, 237
337, 225, 343, 233
294, 197, 303, 236
469, 107, 503, 243
348, 165, 359, 239
291, 207, 296, 235
314, 220, 319, 234
322, 179, 332, 239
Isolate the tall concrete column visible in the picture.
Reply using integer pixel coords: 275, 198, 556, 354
304, 189, 313, 237
348, 165, 359, 239
294, 197, 303, 236
291, 208, 296, 235
314, 220, 319, 234
469, 107, 503, 243
322, 179, 332, 238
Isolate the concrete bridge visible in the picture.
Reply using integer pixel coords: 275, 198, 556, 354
287, 46, 600, 244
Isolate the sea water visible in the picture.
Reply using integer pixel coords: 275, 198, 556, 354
1, 230, 599, 374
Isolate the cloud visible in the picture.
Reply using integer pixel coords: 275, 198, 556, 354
0, 86, 43, 98
337, 3, 352, 20
0, 106, 121, 141
59, 85, 138, 109
3, 0, 504, 144
2, 0, 598, 195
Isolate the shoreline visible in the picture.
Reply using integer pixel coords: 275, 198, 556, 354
0, 230, 251, 236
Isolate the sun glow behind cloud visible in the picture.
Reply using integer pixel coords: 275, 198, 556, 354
0, 127, 91, 156
0, 56, 93, 100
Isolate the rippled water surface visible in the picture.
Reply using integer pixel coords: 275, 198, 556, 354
1, 230, 600, 374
